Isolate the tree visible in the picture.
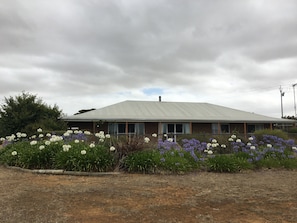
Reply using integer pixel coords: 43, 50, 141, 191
0, 92, 67, 137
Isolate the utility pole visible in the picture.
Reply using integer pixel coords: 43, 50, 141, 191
280, 86, 285, 118
293, 83, 297, 117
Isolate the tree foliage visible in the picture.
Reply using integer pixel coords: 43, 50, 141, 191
0, 92, 67, 136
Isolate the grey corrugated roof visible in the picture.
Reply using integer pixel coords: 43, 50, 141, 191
63, 100, 295, 123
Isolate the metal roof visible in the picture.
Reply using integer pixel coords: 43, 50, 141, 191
62, 100, 295, 123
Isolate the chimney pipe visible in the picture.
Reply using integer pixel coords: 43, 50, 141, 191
159, 96, 161, 102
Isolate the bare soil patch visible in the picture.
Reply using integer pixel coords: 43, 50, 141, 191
1, 166, 297, 223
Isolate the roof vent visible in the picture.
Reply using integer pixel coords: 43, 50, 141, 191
159, 96, 161, 102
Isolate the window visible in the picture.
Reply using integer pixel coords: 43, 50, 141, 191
162, 123, 190, 134
211, 123, 230, 134
247, 124, 264, 133
108, 123, 145, 135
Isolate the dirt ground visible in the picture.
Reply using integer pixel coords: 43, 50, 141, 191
1, 166, 297, 223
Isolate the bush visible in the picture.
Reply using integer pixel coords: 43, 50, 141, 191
206, 154, 252, 173
122, 150, 160, 173
254, 129, 289, 141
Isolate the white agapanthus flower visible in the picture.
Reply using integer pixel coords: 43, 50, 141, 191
81, 150, 87, 155
144, 137, 150, 143
236, 139, 241, 143
292, 146, 297, 151
37, 128, 43, 133
11, 151, 18, 156
39, 145, 45, 150
16, 132, 22, 138
152, 133, 157, 138
207, 150, 213, 155
228, 138, 234, 142
267, 144, 272, 148
63, 132, 70, 137
105, 134, 111, 139
99, 138, 104, 142
30, 140, 37, 146
45, 140, 51, 146
62, 144, 71, 152
21, 133, 27, 138
250, 146, 256, 150
221, 144, 227, 148
46, 133, 51, 137
167, 138, 174, 142
110, 146, 116, 152
84, 131, 91, 135
39, 134, 44, 138
211, 139, 217, 143
247, 142, 252, 146
248, 136, 254, 141
0, 137, 5, 141
89, 143, 95, 148
74, 139, 80, 143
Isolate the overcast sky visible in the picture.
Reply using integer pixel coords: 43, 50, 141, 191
1, 0, 297, 118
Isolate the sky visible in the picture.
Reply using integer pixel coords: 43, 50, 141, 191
0, 0, 297, 118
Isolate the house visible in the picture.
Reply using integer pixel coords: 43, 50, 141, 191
62, 100, 296, 138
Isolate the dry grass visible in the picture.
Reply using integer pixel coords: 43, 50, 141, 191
1, 166, 297, 223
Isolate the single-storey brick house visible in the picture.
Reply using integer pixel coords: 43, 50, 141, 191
62, 100, 296, 138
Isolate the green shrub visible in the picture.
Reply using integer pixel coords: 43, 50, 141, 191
253, 129, 289, 141
54, 143, 114, 172
122, 150, 160, 173
206, 155, 251, 173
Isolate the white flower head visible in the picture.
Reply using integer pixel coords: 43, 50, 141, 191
45, 140, 51, 146
99, 138, 104, 142
30, 140, 38, 146
0, 137, 5, 141
21, 133, 27, 138
236, 139, 241, 143
207, 150, 213, 155
74, 139, 80, 143
152, 133, 157, 138
167, 138, 174, 142
84, 131, 91, 135
221, 144, 227, 148
231, 134, 237, 139
46, 133, 51, 137
207, 143, 212, 149
89, 143, 95, 148
110, 146, 116, 152
37, 128, 43, 133
62, 144, 71, 152
63, 132, 70, 137
39, 145, 45, 150
11, 151, 17, 156
267, 144, 272, 148
250, 146, 256, 150
105, 134, 111, 139
228, 138, 234, 142
211, 139, 217, 143
16, 132, 22, 138
81, 150, 87, 155
248, 136, 254, 141
292, 146, 297, 151
247, 142, 252, 146
39, 134, 44, 138
144, 137, 150, 143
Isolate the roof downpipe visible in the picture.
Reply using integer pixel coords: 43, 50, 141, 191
159, 96, 161, 102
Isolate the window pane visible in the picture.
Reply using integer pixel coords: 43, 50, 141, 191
221, 124, 230, 133
168, 124, 174, 133
108, 123, 117, 134
212, 124, 219, 134
135, 123, 145, 135
128, 124, 135, 133
176, 124, 183, 133
247, 125, 255, 133
118, 123, 126, 134
183, 123, 190, 134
